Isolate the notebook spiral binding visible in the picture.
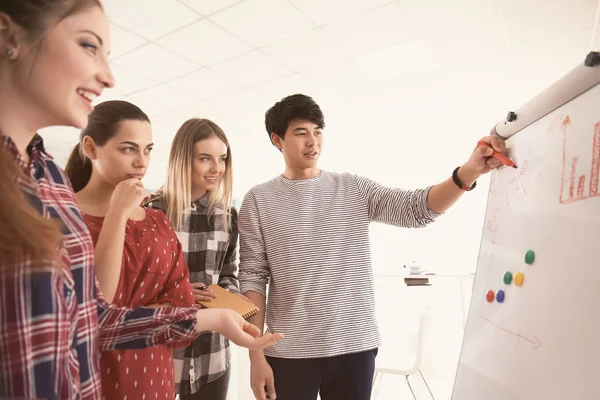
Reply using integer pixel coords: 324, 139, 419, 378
242, 309, 259, 319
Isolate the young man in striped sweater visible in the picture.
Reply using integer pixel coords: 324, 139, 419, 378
239, 94, 505, 400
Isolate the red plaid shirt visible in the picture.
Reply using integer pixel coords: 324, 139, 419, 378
0, 134, 199, 400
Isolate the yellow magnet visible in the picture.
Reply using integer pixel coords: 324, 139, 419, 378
514, 272, 524, 286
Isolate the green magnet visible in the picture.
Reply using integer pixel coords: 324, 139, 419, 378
503, 271, 513, 285
525, 250, 535, 265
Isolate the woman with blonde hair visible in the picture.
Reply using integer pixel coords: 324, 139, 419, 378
148, 118, 244, 400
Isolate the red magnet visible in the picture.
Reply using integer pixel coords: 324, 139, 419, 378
486, 290, 495, 303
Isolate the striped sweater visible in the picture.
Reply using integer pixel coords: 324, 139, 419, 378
238, 170, 439, 358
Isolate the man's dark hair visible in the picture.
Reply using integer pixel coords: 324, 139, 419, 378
265, 94, 325, 142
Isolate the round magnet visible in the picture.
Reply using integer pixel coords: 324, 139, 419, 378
503, 271, 513, 285
514, 272, 524, 286
496, 290, 505, 303
525, 250, 535, 265
486, 290, 495, 303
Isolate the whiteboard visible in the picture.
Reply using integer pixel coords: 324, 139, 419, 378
452, 60, 600, 400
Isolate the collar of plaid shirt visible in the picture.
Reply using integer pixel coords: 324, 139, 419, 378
0, 133, 199, 400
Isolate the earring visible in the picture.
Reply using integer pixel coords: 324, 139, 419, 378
5, 48, 13, 58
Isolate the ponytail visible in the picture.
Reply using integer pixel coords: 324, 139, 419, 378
64, 100, 150, 193
64, 142, 92, 192
0, 146, 62, 267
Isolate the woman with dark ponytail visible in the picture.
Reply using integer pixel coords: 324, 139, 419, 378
0, 2, 282, 399
66, 100, 198, 399
64, 139, 92, 192
65, 99, 149, 191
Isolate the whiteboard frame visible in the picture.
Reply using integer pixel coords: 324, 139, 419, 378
452, 53, 600, 400
492, 55, 600, 139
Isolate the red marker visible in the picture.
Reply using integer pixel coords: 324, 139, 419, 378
477, 140, 517, 168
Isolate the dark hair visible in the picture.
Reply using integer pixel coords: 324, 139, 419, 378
65, 100, 150, 192
0, 0, 102, 267
265, 94, 325, 143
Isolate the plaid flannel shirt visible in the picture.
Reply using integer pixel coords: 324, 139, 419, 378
0, 134, 199, 400
147, 193, 239, 394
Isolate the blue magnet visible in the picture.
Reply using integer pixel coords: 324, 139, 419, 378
496, 289, 505, 303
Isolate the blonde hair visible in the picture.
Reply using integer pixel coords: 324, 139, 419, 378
162, 118, 233, 231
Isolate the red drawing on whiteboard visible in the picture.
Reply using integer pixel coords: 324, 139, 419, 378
484, 208, 500, 244
481, 316, 542, 350
506, 159, 542, 207
559, 115, 600, 204
484, 254, 494, 287
506, 178, 525, 207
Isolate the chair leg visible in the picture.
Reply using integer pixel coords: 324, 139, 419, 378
371, 372, 382, 399
418, 369, 435, 400
405, 375, 417, 400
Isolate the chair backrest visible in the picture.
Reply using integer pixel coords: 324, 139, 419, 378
375, 309, 426, 376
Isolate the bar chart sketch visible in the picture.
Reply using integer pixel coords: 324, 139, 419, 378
559, 115, 600, 204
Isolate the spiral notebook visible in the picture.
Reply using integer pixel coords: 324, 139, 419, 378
196, 284, 259, 319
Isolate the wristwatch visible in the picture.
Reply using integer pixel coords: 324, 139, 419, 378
452, 166, 477, 191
